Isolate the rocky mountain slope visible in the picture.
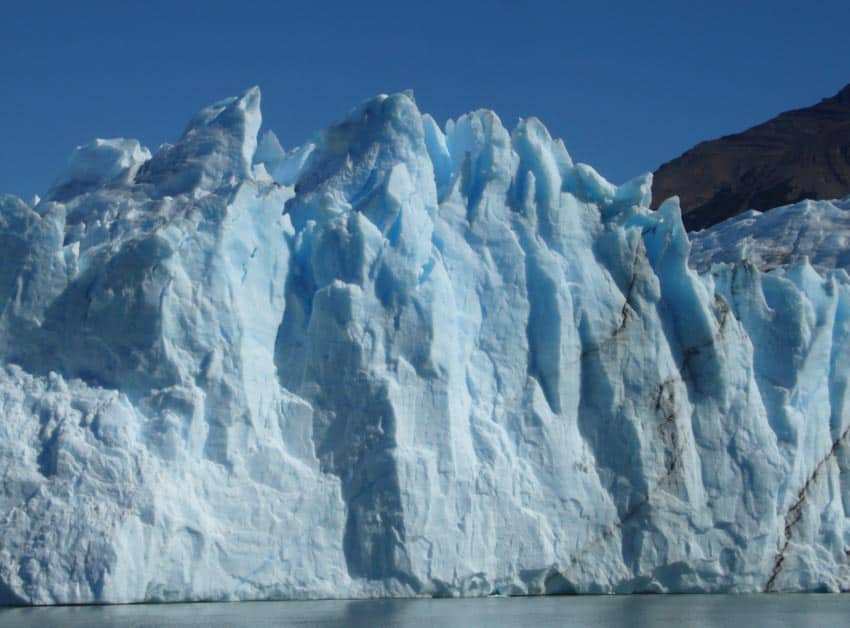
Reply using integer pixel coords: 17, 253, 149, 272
653, 84, 850, 230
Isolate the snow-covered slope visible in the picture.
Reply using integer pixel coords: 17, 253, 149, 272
1, 88, 849, 604
689, 196, 850, 272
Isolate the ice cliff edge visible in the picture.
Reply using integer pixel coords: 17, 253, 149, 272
1, 87, 850, 604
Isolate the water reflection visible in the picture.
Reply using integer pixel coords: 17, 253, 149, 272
0, 594, 847, 627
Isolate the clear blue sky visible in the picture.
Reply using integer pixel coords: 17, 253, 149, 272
2, 0, 849, 199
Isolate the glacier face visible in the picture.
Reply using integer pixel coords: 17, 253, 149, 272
1, 88, 850, 604
689, 196, 850, 273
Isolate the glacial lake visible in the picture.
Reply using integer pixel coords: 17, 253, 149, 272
0, 594, 848, 627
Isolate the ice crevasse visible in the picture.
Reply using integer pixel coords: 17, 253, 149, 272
1, 87, 850, 604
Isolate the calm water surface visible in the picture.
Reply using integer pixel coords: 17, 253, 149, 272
0, 594, 847, 627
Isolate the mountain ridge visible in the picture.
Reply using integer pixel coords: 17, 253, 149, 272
652, 83, 850, 230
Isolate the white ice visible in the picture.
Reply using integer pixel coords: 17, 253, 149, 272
1, 88, 849, 604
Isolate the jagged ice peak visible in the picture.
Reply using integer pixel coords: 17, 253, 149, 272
1, 87, 849, 604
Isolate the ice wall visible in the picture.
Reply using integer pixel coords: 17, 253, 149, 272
1, 88, 849, 604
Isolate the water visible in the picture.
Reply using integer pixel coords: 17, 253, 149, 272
0, 594, 847, 627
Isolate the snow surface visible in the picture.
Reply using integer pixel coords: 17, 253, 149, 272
1, 88, 850, 604
689, 196, 850, 273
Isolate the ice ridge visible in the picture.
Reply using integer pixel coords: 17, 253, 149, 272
1, 87, 849, 604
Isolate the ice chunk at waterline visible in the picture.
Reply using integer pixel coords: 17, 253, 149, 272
1, 87, 849, 604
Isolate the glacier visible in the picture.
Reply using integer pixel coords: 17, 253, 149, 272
1, 87, 850, 604
689, 196, 850, 273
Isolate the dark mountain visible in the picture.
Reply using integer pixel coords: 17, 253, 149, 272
652, 84, 850, 231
